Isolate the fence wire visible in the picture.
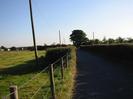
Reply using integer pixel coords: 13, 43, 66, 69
5, 66, 49, 98
4, 53, 69, 99
18, 66, 49, 90
30, 65, 59, 99
30, 79, 49, 99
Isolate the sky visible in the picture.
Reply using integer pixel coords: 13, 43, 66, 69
0, 0, 133, 47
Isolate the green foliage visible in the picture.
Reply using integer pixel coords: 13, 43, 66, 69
70, 30, 89, 47
81, 45, 133, 61
105, 37, 133, 44
10, 46, 17, 51
45, 47, 70, 64
88, 37, 133, 45
93, 39, 101, 44
108, 38, 115, 44
127, 38, 133, 43
115, 37, 124, 43
55, 46, 77, 99
0, 46, 7, 50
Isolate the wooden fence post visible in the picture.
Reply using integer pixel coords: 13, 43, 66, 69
61, 57, 64, 79
2, 96, 6, 99
49, 64, 56, 99
9, 85, 18, 99
66, 53, 69, 68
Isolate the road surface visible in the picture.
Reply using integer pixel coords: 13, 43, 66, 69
73, 50, 133, 99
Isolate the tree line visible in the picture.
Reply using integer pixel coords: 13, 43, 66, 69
70, 30, 133, 47
0, 45, 68, 51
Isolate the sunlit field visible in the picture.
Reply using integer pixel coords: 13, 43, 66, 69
0, 48, 76, 99
0, 50, 47, 98
0, 51, 45, 68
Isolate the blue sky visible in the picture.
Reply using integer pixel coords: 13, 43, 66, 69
0, 0, 133, 47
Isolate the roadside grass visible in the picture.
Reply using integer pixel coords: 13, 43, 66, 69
55, 47, 77, 99
31, 47, 77, 99
0, 47, 76, 99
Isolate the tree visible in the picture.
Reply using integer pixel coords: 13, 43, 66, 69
70, 30, 89, 47
93, 39, 100, 44
108, 38, 115, 44
10, 46, 17, 51
102, 37, 107, 44
115, 37, 124, 43
1, 46, 7, 50
127, 38, 133, 43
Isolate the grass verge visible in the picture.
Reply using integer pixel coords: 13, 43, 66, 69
55, 46, 77, 99
33, 47, 77, 99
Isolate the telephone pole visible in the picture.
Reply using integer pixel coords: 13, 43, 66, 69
59, 30, 61, 45
93, 32, 95, 41
92, 32, 95, 45
29, 0, 38, 65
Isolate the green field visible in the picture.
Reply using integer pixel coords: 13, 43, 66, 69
0, 48, 76, 99
0, 51, 45, 68
0, 51, 49, 98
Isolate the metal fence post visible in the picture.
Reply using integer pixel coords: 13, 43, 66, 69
9, 85, 18, 99
61, 58, 64, 79
49, 64, 56, 99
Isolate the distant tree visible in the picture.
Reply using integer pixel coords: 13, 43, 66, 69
94, 39, 100, 44
10, 46, 17, 51
1, 46, 7, 50
37, 46, 45, 50
115, 37, 124, 43
88, 40, 93, 45
51, 42, 56, 46
44, 43, 47, 46
102, 37, 107, 44
108, 38, 115, 44
127, 38, 133, 43
70, 30, 89, 47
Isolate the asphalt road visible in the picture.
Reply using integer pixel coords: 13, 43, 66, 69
73, 49, 133, 99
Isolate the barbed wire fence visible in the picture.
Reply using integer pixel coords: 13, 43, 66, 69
2, 52, 70, 99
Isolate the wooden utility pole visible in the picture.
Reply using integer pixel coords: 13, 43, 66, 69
29, 0, 38, 65
59, 30, 61, 45
92, 32, 95, 45
93, 32, 95, 41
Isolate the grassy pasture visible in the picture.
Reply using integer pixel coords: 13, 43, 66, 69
0, 47, 76, 99
0, 50, 47, 98
0, 51, 45, 68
